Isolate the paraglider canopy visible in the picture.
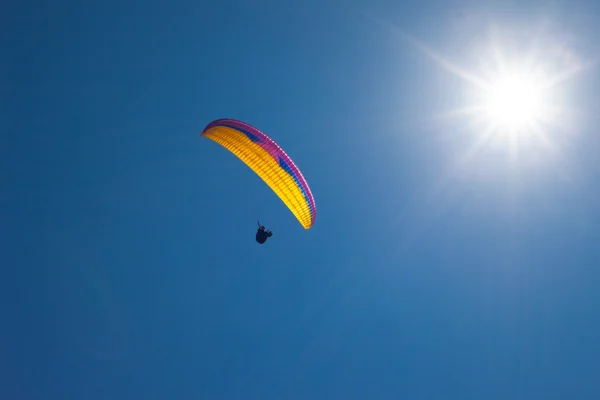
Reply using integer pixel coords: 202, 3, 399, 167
200, 118, 316, 230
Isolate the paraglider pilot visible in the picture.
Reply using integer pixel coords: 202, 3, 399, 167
255, 222, 273, 244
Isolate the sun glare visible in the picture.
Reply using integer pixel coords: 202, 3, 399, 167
376, 13, 589, 181
483, 72, 547, 131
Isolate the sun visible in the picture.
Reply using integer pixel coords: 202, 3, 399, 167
375, 14, 588, 175
483, 71, 548, 131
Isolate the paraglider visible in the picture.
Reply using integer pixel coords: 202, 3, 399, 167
200, 118, 316, 242
255, 221, 273, 244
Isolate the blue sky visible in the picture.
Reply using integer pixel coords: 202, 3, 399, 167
3, 0, 600, 399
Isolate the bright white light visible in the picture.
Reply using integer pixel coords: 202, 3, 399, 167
378, 14, 587, 177
483, 72, 548, 131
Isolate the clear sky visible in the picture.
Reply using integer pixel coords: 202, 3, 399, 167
3, 0, 600, 399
